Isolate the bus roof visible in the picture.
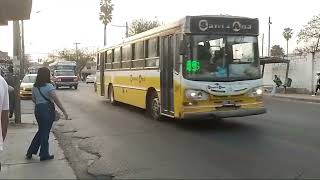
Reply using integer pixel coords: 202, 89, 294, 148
99, 15, 259, 52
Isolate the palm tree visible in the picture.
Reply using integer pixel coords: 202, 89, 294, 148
283, 28, 293, 57
99, 0, 113, 46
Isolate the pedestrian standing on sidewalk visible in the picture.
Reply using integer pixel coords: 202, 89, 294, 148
26, 67, 69, 161
314, 72, 320, 96
0, 74, 10, 170
4, 66, 15, 118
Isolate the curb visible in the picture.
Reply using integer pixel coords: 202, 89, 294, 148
265, 94, 320, 103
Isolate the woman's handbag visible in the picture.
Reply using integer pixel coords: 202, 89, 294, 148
37, 87, 61, 121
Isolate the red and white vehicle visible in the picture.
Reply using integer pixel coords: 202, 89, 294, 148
52, 70, 79, 89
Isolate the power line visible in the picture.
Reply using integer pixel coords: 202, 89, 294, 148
111, 22, 129, 38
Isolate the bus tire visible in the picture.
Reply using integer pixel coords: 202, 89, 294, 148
74, 85, 78, 90
148, 91, 162, 121
56, 86, 59, 90
108, 85, 116, 105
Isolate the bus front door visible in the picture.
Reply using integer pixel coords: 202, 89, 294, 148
160, 35, 174, 116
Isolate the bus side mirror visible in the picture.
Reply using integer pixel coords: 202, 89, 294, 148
179, 40, 187, 55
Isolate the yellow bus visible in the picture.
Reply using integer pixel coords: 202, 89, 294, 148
96, 15, 266, 120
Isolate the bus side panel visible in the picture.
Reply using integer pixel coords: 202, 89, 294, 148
173, 79, 183, 119
112, 71, 130, 104
106, 69, 160, 109
129, 69, 160, 109
109, 70, 144, 109
125, 88, 146, 109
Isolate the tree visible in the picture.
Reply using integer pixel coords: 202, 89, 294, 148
23, 55, 31, 73
271, 45, 285, 57
283, 28, 293, 56
128, 19, 161, 36
99, 0, 114, 46
58, 48, 95, 76
43, 60, 54, 67
297, 14, 320, 53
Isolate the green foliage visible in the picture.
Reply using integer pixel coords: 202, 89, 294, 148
58, 48, 95, 75
283, 28, 293, 55
43, 60, 54, 67
297, 14, 320, 52
23, 55, 31, 72
128, 19, 161, 36
283, 28, 293, 41
99, 0, 114, 26
271, 45, 285, 57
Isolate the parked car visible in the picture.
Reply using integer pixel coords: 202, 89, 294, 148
20, 74, 37, 99
52, 70, 79, 89
86, 74, 96, 84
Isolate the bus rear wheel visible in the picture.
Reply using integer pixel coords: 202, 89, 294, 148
148, 92, 162, 121
108, 85, 116, 105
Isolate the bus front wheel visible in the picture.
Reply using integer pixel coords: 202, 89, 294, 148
148, 92, 162, 121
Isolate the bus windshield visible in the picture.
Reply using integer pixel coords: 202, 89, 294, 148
184, 35, 261, 82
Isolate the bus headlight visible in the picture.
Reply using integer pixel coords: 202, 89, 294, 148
185, 89, 209, 101
247, 87, 263, 97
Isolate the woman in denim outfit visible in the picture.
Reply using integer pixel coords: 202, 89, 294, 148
26, 67, 69, 161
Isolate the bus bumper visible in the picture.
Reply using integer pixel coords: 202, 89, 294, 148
183, 107, 267, 119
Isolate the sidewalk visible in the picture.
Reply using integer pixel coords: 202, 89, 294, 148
265, 93, 320, 103
0, 114, 77, 179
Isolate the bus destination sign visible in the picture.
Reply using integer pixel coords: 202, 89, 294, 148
190, 16, 259, 35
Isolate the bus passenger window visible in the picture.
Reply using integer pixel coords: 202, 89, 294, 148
146, 38, 159, 67
113, 48, 121, 69
133, 41, 145, 68
122, 44, 132, 69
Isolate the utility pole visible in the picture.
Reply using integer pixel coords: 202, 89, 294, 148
74, 42, 80, 62
126, 22, 128, 38
74, 42, 80, 76
104, 24, 107, 46
268, 17, 272, 57
111, 22, 129, 38
21, 20, 25, 78
13, 21, 21, 124
262, 33, 264, 57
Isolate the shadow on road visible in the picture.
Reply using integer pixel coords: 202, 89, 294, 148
99, 99, 258, 134
171, 119, 255, 132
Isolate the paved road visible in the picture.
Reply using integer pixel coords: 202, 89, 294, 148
36, 83, 320, 179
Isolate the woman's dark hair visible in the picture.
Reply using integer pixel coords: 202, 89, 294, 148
34, 67, 51, 87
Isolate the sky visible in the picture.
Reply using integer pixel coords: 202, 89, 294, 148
0, 0, 319, 60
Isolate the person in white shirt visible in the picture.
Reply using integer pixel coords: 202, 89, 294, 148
0, 74, 9, 151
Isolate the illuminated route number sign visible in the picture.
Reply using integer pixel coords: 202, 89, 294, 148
186, 60, 200, 73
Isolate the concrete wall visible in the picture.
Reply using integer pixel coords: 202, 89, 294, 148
262, 52, 320, 94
